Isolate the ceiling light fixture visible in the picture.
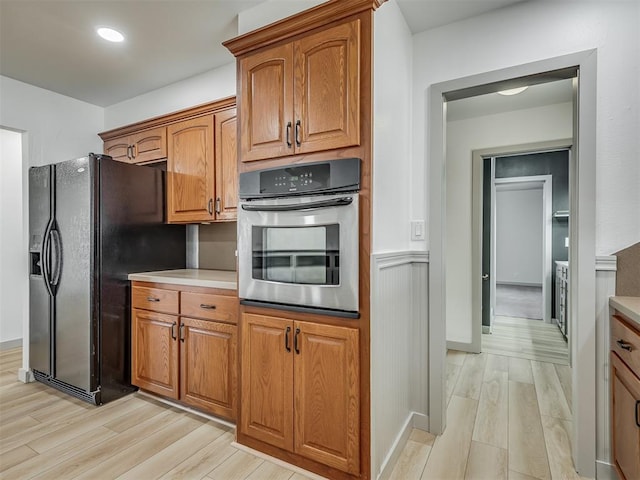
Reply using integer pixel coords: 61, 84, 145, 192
97, 27, 124, 43
497, 86, 528, 96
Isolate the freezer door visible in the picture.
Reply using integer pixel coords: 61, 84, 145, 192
29, 165, 53, 375
53, 157, 94, 391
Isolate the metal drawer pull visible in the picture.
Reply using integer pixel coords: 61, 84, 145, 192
180, 323, 185, 343
636, 400, 640, 428
285, 326, 291, 352
171, 322, 177, 340
147, 297, 160, 302
616, 339, 633, 352
294, 328, 300, 354
200, 304, 216, 310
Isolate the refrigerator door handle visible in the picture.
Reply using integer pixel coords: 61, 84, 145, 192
50, 228, 62, 287
41, 222, 54, 296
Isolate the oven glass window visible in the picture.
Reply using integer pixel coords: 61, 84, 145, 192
252, 225, 339, 285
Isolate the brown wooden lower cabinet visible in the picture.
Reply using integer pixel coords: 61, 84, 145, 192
610, 310, 640, 480
131, 282, 238, 420
240, 312, 360, 475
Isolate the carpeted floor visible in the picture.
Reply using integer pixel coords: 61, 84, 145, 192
495, 284, 543, 320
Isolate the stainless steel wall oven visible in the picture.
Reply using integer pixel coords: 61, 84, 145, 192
238, 158, 360, 318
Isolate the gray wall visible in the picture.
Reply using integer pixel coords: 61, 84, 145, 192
495, 150, 569, 317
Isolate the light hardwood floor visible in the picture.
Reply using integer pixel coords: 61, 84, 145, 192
1, 347, 582, 480
388, 350, 585, 480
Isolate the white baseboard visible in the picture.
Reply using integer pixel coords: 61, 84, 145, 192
446, 340, 477, 353
376, 412, 431, 480
482, 325, 491, 334
596, 460, 616, 480
18, 368, 34, 383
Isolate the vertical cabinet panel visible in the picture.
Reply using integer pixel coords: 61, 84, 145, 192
293, 321, 360, 474
215, 108, 238, 221
611, 352, 640, 480
180, 317, 237, 419
167, 115, 215, 223
131, 309, 179, 399
241, 313, 294, 451
104, 137, 132, 163
239, 44, 294, 162
294, 19, 360, 154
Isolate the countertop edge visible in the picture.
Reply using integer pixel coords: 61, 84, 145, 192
610, 296, 640, 327
128, 270, 237, 291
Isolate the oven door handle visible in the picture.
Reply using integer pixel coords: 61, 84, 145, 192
241, 197, 353, 212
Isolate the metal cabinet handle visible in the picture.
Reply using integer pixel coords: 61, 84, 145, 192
147, 297, 160, 302
180, 323, 185, 343
294, 328, 300, 354
208, 198, 213, 215
636, 400, 640, 428
171, 322, 177, 340
130, 144, 136, 159
199, 304, 216, 310
127, 145, 133, 159
295, 120, 301, 147
285, 326, 291, 352
616, 339, 633, 352
286, 122, 292, 148
215, 198, 221, 214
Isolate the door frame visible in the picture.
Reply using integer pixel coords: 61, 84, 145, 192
428, 50, 597, 476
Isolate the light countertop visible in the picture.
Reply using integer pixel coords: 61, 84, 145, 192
128, 269, 237, 290
610, 296, 640, 327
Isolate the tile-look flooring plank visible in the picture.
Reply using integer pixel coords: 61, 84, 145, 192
540, 415, 580, 480
245, 460, 296, 480
531, 361, 572, 420
508, 357, 534, 384
421, 395, 478, 480
472, 370, 508, 449
464, 441, 508, 480
454, 353, 487, 400
508, 381, 551, 480
554, 363, 573, 408
206, 450, 264, 480
388, 439, 431, 480
0, 444, 38, 473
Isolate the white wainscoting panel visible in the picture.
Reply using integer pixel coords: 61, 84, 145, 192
595, 255, 617, 477
371, 251, 429, 480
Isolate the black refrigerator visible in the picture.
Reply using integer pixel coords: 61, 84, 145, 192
29, 154, 185, 404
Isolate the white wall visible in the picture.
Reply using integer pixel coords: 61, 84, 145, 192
445, 102, 572, 343
104, 63, 236, 130
496, 186, 543, 285
373, 0, 413, 253
413, 0, 640, 256
0, 129, 24, 345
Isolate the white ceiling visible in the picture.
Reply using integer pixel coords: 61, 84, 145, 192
0, 0, 526, 108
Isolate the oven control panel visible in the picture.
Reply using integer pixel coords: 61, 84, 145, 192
239, 158, 361, 199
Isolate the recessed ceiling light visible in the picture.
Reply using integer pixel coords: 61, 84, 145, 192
497, 86, 528, 96
97, 27, 124, 43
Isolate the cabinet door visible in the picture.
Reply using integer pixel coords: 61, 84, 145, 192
611, 353, 640, 480
214, 108, 238, 220
130, 126, 167, 164
104, 136, 132, 163
294, 19, 360, 154
240, 313, 294, 451
293, 321, 360, 474
167, 115, 215, 223
239, 43, 294, 162
131, 308, 179, 399
180, 317, 237, 419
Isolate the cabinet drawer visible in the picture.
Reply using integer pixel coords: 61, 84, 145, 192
181, 292, 238, 323
132, 286, 179, 314
611, 315, 640, 373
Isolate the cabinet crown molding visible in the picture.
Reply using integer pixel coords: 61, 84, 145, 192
223, 0, 384, 57
99, 96, 236, 141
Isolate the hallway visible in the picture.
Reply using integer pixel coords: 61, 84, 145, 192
389, 350, 585, 480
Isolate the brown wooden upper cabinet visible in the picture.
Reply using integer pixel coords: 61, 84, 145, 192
103, 126, 167, 164
239, 19, 361, 162
166, 107, 238, 223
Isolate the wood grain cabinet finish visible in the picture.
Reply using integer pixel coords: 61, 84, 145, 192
214, 108, 239, 220
103, 126, 167, 164
131, 282, 238, 420
240, 313, 360, 474
610, 312, 640, 480
238, 19, 360, 163
167, 115, 215, 223
131, 308, 179, 399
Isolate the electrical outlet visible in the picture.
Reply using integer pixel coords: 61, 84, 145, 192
411, 220, 425, 240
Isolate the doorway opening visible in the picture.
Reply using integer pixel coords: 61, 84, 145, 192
428, 51, 597, 477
